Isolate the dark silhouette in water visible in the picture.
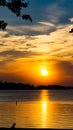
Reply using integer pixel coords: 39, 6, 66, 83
10, 123, 16, 128
16, 100, 17, 105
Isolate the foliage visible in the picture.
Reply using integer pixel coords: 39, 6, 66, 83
0, 0, 32, 30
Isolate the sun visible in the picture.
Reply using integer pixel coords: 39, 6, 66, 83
41, 69, 48, 76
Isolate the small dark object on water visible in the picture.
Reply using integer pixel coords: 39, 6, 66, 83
16, 100, 17, 105
10, 123, 16, 128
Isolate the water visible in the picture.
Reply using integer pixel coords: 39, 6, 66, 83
0, 89, 73, 128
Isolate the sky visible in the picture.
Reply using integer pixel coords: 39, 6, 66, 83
0, 0, 73, 86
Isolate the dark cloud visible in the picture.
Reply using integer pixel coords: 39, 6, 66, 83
26, 43, 36, 48
26, 43, 33, 47
0, 58, 13, 66
0, 43, 7, 46
0, 49, 43, 60
56, 60, 73, 76
0, 49, 45, 67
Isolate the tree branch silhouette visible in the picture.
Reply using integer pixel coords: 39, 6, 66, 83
0, 0, 32, 30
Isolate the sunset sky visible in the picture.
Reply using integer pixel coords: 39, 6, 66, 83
0, 0, 73, 86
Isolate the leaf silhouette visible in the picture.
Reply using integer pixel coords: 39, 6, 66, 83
0, 0, 32, 30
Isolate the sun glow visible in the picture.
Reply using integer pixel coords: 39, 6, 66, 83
41, 68, 48, 76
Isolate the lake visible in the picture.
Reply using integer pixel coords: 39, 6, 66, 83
0, 89, 73, 128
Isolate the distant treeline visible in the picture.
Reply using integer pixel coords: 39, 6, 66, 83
0, 81, 73, 90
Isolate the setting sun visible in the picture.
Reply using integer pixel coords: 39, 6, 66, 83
41, 69, 48, 76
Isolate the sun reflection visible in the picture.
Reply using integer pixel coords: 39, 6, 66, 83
40, 90, 49, 128
42, 101, 47, 109
42, 101, 47, 128
40, 90, 57, 128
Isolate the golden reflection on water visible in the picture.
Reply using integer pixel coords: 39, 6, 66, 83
40, 90, 48, 128
40, 90, 54, 128
0, 91, 58, 128
0, 90, 73, 128
42, 101, 47, 127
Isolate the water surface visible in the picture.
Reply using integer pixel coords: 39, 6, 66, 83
0, 90, 73, 128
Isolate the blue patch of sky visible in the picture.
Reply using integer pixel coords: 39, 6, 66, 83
25, 0, 73, 26
0, 0, 73, 27
58, 0, 73, 24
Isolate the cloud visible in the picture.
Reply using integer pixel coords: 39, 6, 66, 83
69, 17, 73, 22
0, 0, 73, 86
38, 21, 55, 27
54, 59, 73, 86
0, 43, 7, 46
0, 2, 68, 37
0, 18, 73, 68
0, 49, 45, 66
46, 3, 67, 24
56, 60, 73, 76
0, 24, 55, 36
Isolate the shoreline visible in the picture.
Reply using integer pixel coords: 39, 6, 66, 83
0, 128, 73, 129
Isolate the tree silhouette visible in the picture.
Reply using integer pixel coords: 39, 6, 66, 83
0, 0, 32, 30
0, 20, 7, 30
